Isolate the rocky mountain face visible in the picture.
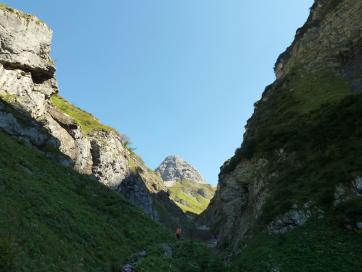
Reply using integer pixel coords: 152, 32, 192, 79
202, 0, 362, 262
156, 155, 206, 184
155, 156, 215, 215
0, 5, 186, 230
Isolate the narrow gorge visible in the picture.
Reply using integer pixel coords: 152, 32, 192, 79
0, 1, 361, 271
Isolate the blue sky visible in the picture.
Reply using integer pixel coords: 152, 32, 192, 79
5, 0, 313, 184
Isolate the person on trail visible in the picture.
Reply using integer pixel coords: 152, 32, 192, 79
176, 227, 182, 240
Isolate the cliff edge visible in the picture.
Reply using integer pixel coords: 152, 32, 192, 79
0, 4, 187, 232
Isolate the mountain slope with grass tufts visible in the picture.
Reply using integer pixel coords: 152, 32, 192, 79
0, 131, 225, 271
202, 0, 362, 270
0, 131, 170, 271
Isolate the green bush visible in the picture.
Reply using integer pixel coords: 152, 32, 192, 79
137, 241, 225, 272
230, 220, 362, 272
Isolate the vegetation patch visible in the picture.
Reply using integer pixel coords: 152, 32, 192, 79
168, 180, 215, 215
50, 95, 114, 135
256, 93, 362, 226
222, 69, 353, 174
0, 93, 17, 104
230, 220, 362, 272
0, 131, 222, 271
136, 240, 224, 272
0, 3, 44, 24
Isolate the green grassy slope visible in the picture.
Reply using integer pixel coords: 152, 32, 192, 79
168, 181, 215, 215
0, 131, 171, 271
230, 220, 362, 272
136, 241, 224, 272
0, 131, 224, 271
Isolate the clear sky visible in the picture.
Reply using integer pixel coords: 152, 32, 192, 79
5, 0, 313, 184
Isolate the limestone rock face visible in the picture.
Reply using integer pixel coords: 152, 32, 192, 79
0, 7, 55, 78
0, 7, 58, 125
275, 0, 362, 83
156, 155, 205, 183
202, 158, 271, 250
0, 6, 186, 228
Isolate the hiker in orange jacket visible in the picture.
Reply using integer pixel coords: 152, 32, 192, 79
176, 227, 182, 240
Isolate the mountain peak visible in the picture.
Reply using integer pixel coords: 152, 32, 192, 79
155, 155, 206, 184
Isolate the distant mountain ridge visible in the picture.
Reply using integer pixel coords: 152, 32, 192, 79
156, 155, 215, 214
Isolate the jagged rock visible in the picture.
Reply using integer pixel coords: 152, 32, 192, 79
0, 64, 49, 118
121, 264, 134, 272
0, 7, 55, 77
275, 0, 362, 81
201, 158, 270, 249
267, 205, 312, 234
118, 171, 157, 219
334, 178, 362, 207
156, 155, 205, 183
356, 222, 362, 230
0, 110, 48, 146
89, 130, 129, 188
354, 177, 362, 195
48, 107, 77, 129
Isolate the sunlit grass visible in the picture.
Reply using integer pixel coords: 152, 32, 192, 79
51, 95, 114, 135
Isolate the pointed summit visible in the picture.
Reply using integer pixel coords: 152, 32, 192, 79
155, 155, 206, 184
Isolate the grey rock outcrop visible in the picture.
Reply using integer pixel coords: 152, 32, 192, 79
156, 155, 206, 183
275, 0, 362, 83
202, 158, 271, 250
267, 203, 313, 234
0, 7, 55, 78
354, 177, 362, 195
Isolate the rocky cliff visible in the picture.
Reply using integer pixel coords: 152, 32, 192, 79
203, 0, 362, 267
0, 5, 186, 230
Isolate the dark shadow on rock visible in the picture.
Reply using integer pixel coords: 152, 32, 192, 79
0, 99, 73, 167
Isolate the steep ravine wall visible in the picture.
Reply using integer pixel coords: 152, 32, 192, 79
0, 6, 187, 230
203, 0, 362, 254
